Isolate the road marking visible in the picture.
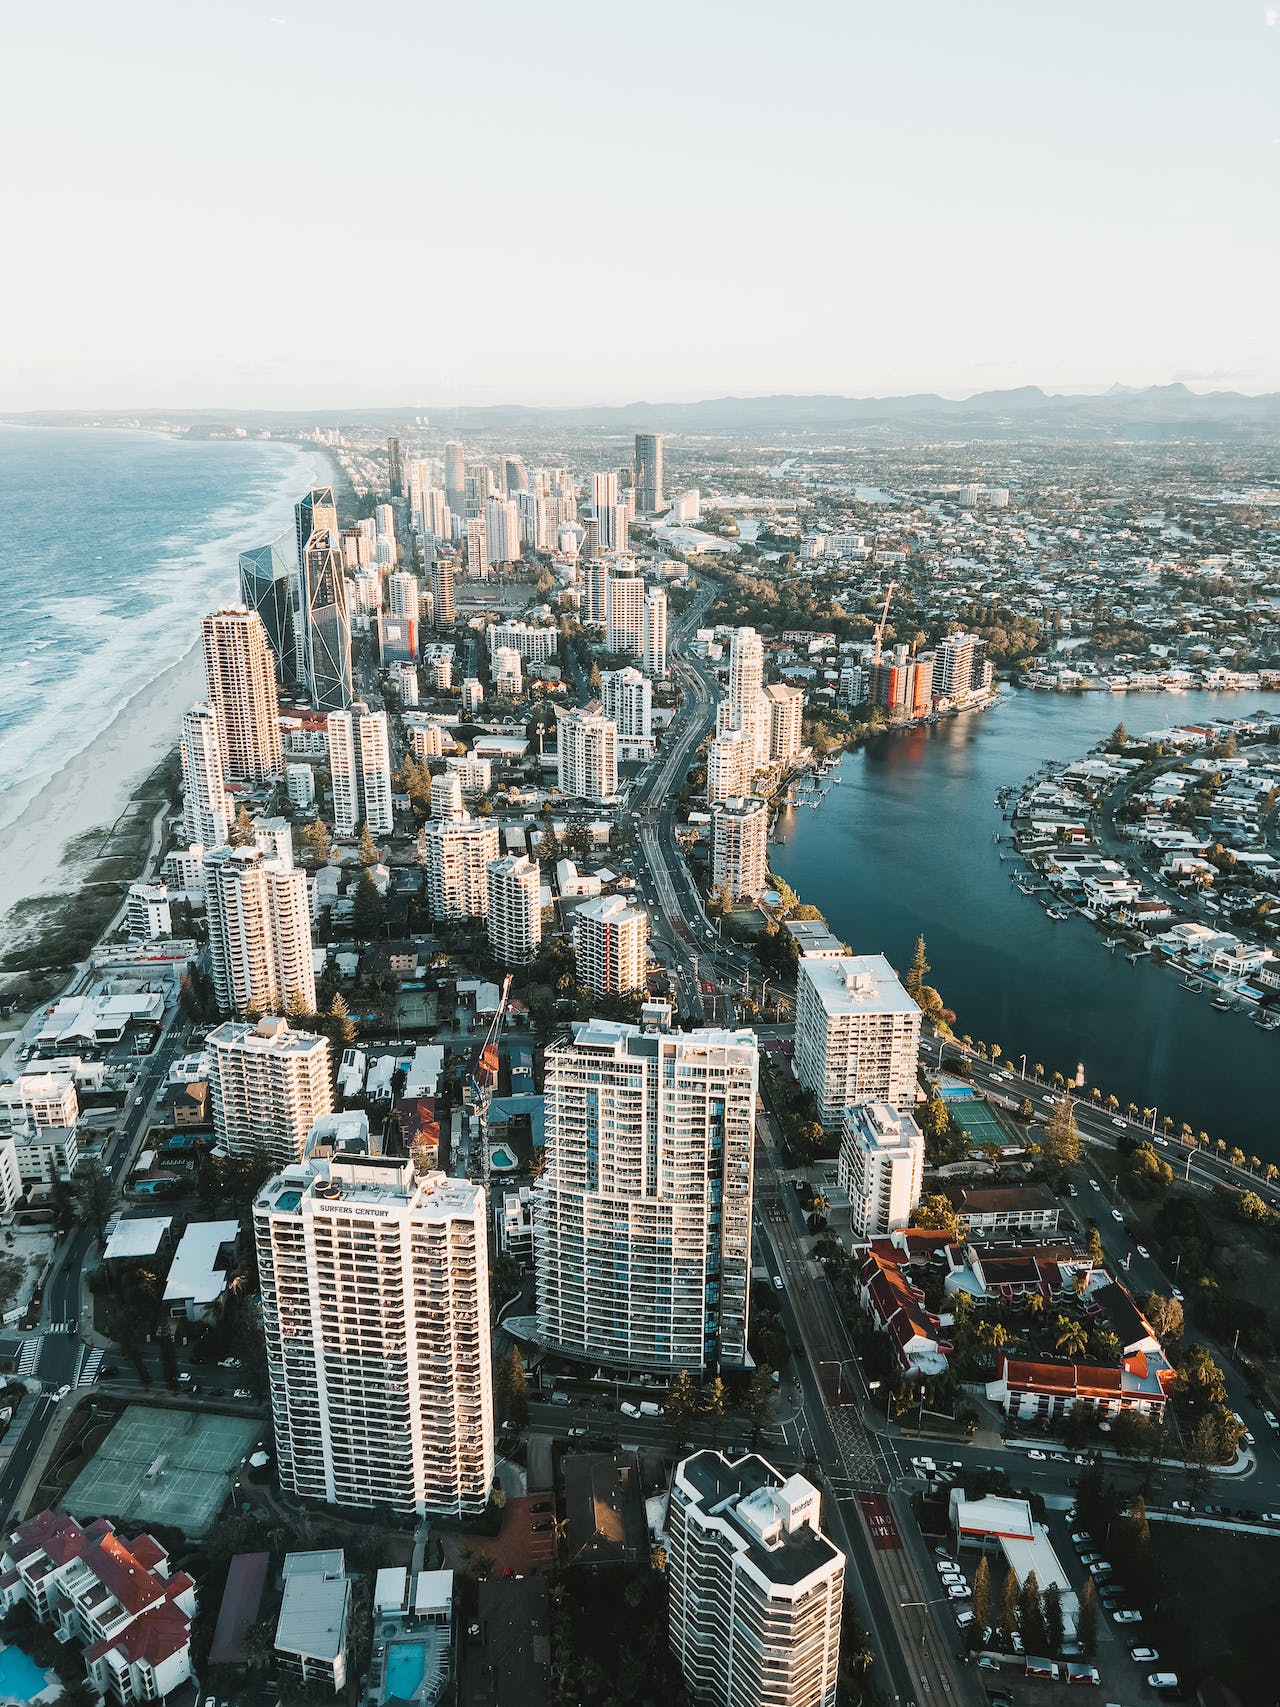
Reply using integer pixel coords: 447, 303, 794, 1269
857, 1490, 902, 1550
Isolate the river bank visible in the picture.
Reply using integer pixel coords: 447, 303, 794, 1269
771, 685, 1280, 1165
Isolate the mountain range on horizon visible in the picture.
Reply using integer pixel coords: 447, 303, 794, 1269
8, 381, 1280, 440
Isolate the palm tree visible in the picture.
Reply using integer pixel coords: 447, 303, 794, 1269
1055, 1317, 1089, 1359
1249, 1156, 1261, 1174
1161, 1115, 1175, 1134
1228, 1146, 1246, 1169
1106, 1095, 1120, 1113
1026, 1293, 1046, 1317
1216, 1138, 1227, 1156
1197, 1132, 1210, 1150
1265, 1164, 1279, 1187
1091, 1087, 1102, 1103
1033, 1063, 1046, 1081
1179, 1123, 1193, 1145
991, 1044, 1003, 1064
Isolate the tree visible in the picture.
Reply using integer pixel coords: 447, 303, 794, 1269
1043, 1582, 1064, 1657
702, 1376, 728, 1445
228, 804, 256, 847
300, 817, 331, 863
912, 1194, 960, 1236
1043, 1095, 1083, 1167
1054, 1316, 1088, 1359
905, 935, 930, 1002
74, 1160, 115, 1247
999, 1564, 1020, 1639
666, 1370, 699, 1446
358, 822, 380, 867
506, 1347, 529, 1428
1076, 1578, 1098, 1656
1019, 1570, 1046, 1655
351, 870, 384, 940
743, 1366, 777, 1443
157, 1326, 180, 1389
1107, 722, 1129, 751
971, 1554, 991, 1630
1086, 1225, 1104, 1264
1176, 1344, 1228, 1414
1143, 1292, 1184, 1343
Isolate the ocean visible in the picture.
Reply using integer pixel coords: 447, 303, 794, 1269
0, 424, 322, 833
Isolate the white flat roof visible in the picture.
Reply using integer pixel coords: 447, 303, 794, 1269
799, 952, 917, 1017
163, 1219, 239, 1305
102, 1217, 172, 1262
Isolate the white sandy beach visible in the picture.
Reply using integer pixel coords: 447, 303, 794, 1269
0, 639, 205, 942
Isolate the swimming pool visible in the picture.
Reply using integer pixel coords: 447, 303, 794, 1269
384, 1640, 427, 1699
0, 1642, 52, 1703
488, 1145, 518, 1171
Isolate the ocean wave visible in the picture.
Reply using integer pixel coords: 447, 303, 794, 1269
0, 432, 324, 820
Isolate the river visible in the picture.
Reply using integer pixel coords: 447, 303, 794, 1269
771, 687, 1280, 1165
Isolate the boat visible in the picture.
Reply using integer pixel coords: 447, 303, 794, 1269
1211, 995, 1231, 1011
1127, 948, 1150, 962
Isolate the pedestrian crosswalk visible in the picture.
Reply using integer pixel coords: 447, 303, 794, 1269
45, 1320, 77, 1334
16, 1338, 40, 1377
78, 1348, 103, 1388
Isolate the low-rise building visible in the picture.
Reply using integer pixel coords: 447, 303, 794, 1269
275, 1550, 351, 1696
0, 1510, 197, 1705
944, 1183, 1061, 1236
364, 1568, 454, 1707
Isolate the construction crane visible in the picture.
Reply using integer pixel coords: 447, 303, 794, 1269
465, 972, 513, 1201
871, 579, 897, 665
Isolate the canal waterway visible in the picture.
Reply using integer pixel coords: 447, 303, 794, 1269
771, 688, 1280, 1164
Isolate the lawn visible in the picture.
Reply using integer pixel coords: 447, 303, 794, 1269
1146, 1522, 1280, 1702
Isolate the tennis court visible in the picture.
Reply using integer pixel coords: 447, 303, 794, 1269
951, 1099, 1016, 1148
62, 1405, 260, 1537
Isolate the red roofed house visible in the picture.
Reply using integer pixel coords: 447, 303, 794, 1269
986, 1351, 1175, 1424
856, 1245, 948, 1377
0, 1509, 197, 1703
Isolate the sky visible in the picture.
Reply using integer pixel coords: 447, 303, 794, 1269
3, 0, 1280, 411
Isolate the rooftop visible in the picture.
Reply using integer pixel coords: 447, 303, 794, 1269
676, 1451, 840, 1589
275, 1553, 350, 1664
798, 952, 917, 1018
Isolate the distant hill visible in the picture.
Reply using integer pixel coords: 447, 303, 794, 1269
8, 383, 1280, 439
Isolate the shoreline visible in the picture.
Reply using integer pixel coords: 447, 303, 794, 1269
0, 430, 330, 953
0, 638, 204, 948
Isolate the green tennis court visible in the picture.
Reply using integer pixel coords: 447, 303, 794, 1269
952, 1100, 1016, 1148
62, 1405, 260, 1537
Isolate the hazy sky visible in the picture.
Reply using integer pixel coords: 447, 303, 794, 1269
4, 0, 1279, 410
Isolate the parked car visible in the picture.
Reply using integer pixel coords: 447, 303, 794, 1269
567, 1426, 588, 1438
233, 1388, 252, 1399
946, 1584, 972, 1600
1066, 1664, 1101, 1685
954, 1610, 975, 1629
1135, 1244, 1149, 1258
1070, 1531, 1092, 1546
1112, 1610, 1142, 1624
1111, 1209, 1124, 1222
1010, 1633, 1024, 1655
1147, 1675, 1180, 1692
1130, 1648, 1159, 1663
1027, 1449, 1047, 1461
219, 1357, 243, 1369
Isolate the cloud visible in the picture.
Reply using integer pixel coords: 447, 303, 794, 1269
1267, 6, 1279, 25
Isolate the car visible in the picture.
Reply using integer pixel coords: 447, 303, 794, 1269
1170, 1284, 1183, 1301
773, 1276, 783, 1291
1112, 1117, 1125, 1128
531, 1501, 552, 1513
936, 1560, 958, 1575
1071, 1530, 1091, 1544
1027, 1449, 1047, 1461
233, 1388, 252, 1399
1112, 1610, 1142, 1624
1092, 1560, 1114, 1577
912, 1456, 938, 1473
1130, 1648, 1159, 1663
532, 1519, 553, 1532
1010, 1632, 1024, 1654
134, 1096, 144, 1106
1263, 1409, 1279, 1430
1111, 1209, 1124, 1222
219, 1357, 243, 1369
1088, 1177, 1100, 1189
1147, 1675, 1180, 1692
946, 1583, 971, 1600
934, 1545, 954, 1558
52, 1385, 71, 1401
1171, 1499, 1192, 1513
1242, 1430, 1256, 1447
567, 1426, 588, 1438
1066, 1183, 1079, 1197
1051, 1451, 1070, 1463
954, 1609, 975, 1629
1135, 1244, 1149, 1258
1067, 1663, 1101, 1685
978, 1656, 1001, 1672
177, 1372, 192, 1384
